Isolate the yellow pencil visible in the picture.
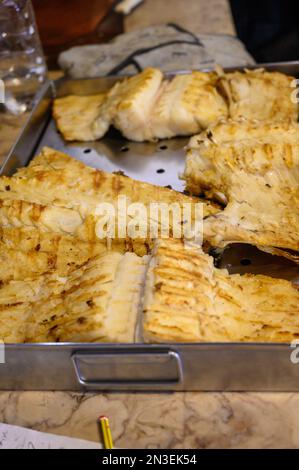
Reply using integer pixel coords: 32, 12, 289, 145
98, 415, 114, 449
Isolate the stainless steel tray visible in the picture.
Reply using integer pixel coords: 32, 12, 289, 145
1, 62, 299, 391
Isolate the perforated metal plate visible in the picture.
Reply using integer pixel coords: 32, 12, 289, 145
36, 120, 188, 192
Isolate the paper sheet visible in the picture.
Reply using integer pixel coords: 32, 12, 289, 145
0, 422, 102, 449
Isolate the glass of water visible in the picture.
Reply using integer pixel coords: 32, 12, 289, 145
0, 0, 47, 113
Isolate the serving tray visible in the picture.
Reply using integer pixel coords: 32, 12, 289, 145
0, 62, 299, 391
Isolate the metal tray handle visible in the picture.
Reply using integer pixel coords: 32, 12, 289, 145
72, 349, 183, 389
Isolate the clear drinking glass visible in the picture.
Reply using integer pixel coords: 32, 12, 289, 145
0, 0, 47, 113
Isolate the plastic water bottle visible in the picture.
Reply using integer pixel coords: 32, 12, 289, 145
0, 0, 47, 113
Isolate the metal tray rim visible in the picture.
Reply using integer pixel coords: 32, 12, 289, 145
3, 341, 294, 349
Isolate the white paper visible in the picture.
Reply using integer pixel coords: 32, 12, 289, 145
0, 423, 102, 449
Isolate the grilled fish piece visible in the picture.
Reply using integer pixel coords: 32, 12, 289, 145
150, 72, 228, 139
0, 250, 148, 343
54, 69, 227, 142
143, 239, 214, 342
93, 67, 163, 141
184, 120, 299, 261
0, 226, 121, 281
53, 68, 163, 142
142, 239, 299, 343
219, 69, 298, 122
53, 68, 298, 143
0, 147, 219, 251
53, 93, 107, 141
0, 303, 28, 343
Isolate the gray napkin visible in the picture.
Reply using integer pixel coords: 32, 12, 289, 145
58, 24, 255, 78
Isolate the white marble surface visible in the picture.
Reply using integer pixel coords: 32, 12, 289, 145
0, 391, 299, 448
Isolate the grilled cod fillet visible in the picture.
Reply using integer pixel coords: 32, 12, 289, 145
0, 147, 218, 252
53, 68, 298, 143
150, 72, 228, 139
0, 250, 148, 343
53, 93, 107, 141
184, 120, 299, 260
54, 69, 227, 142
143, 239, 299, 343
93, 67, 163, 141
219, 69, 298, 122
0, 226, 121, 281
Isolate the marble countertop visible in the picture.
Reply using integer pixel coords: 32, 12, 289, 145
1, 391, 299, 448
0, 1, 297, 450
